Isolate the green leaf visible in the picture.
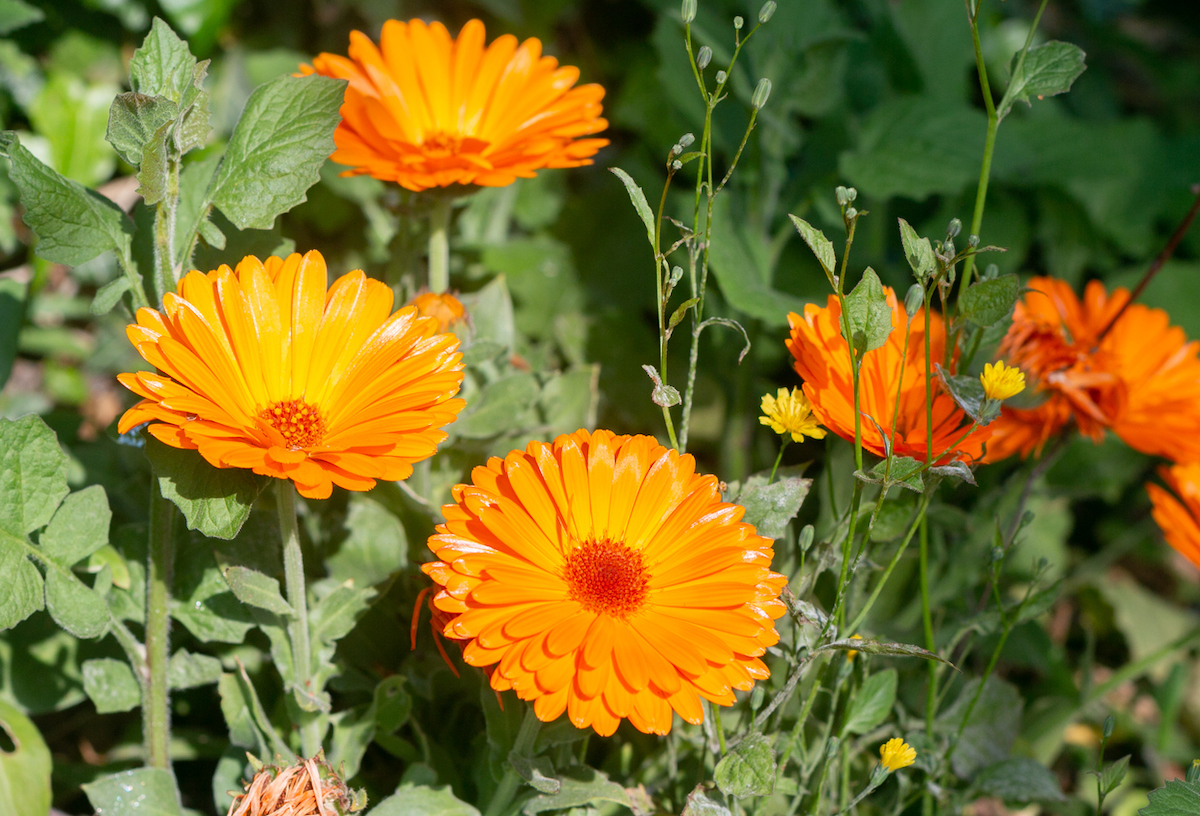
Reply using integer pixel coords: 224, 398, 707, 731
210, 74, 346, 230
1141, 776, 1200, 816
508, 754, 560, 794
128, 18, 197, 104
0, 132, 133, 267
84, 768, 182, 816
1098, 754, 1130, 796
38, 485, 110, 567
819, 638, 953, 665
936, 365, 999, 425
714, 732, 776, 798
0, 533, 43, 630
841, 669, 897, 736
935, 676, 1023, 777
958, 274, 1020, 327
668, 297, 700, 331
844, 267, 892, 354
374, 675, 412, 735
90, 277, 133, 316
609, 167, 657, 250
328, 704, 376, 783
788, 214, 836, 278
0, 697, 52, 816
0, 416, 68, 538
369, 784, 481, 816
681, 785, 733, 816
106, 93, 178, 166
453, 374, 540, 439
217, 673, 264, 753
0, 0, 43, 35
523, 767, 632, 814
310, 583, 374, 655
28, 73, 116, 187
898, 218, 935, 279
735, 475, 812, 540
146, 437, 265, 540
707, 197, 807, 326
855, 457, 924, 492
167, 648, 222, 690
998, 41, 1087, 122
82, 658, 141, 713
0, 277, 26, 390
171, 543, 255, 643
326, 495, 407, 589
973, 757, 1065, 803
222, 566, 294, 617
44, 568, 109, 639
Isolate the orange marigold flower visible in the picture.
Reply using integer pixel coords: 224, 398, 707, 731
786, 288, 990, 464
117, 251, 466, 500
409, 290, 466, 333
421, 429, 787, 737
986, 277, 1200, 462
1147, 463, 1200, 571
302, 19, 609, 191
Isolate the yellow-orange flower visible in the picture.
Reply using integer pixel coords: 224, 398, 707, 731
985, 277, 1200, 462
1147, 463, 1200, 570
980, 361, 1025, 401
409, 290, 466, 333
879, 738, 917, 772
118, 251, 465, 500
421, 429, 787, 736
302, 19, 609, 191
787, 289, 990, 464
760, 387, 826, 443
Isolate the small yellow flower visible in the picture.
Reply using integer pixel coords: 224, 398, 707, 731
846, 633, 864, 660
879, 738, 917, 772
760, 387, 827, 443
980, 361, 1026, 401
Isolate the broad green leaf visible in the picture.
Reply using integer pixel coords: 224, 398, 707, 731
973, 757, 1065, 803
0, 0, 42, 35
453, 374, 540, 439
310, 583, 375, 654
90, 276, 133, 316
0, 132, 133, 267
999, 41, 1087, 122
508, 754, 560, 794
129, 18, 196, 103
735, 476, 812, 540
1098, 754, 1130, 796
539, 368, 597, 436
461, 275, 515, 353
328, 704, 376, 783
0, 534, 43, 630
841, 669, 897, 736
788, 214, 836, 277
210, 74, 346, 230
523, 767, 631, 814
0, 277, 26, 391
708, 197, 806, 326
82, 658, 141, 713
0, 415, 69, 536
44, 568, 109, 639
38, 485, 110, 567
369, 784, 480, 816
0, 698, 51, 816
844, 267, 892, 354
166, 648, 221, 690
856, 457, 924, 492
223, 566, 294, 617
959, 274, 1020, 327
84, 768, 182, 816
714, 732, 776, 798
217, 673, 264, 753
898, 218, 935, 279
682, 785, 733, 816
935, 676, 1023, 777
375, 676, 412, 734
609, 167, 657, 250
936, 365, 999, 425
28, 73, 117, 187
171, 543, 255, 643
146, 438, 264, 540
326, 495, 407, 589
1141, 776, 1200, 816
106, 93, 177, 166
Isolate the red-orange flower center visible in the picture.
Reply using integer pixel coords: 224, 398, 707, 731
262, 399, 326, 449
562, 540, 649, 618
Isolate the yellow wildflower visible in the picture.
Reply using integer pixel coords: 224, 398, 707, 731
760, 387, 827, 443
879, 738, 917, 772
846, 633, 864, 660
980, 361, 1026, 401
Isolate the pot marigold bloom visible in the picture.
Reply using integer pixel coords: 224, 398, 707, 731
1147, 463, 1200, 570
985, 277, 1200, 462
980, 361, 1025, 401
227, 754, 364, 816
421, 429, 787, 736
879, 738, 917, 772
760, 387, 826, 442
302, 19, 609, 191
117, 251, 466, 500
787, 288, 990, 464
409, 290, 466, 333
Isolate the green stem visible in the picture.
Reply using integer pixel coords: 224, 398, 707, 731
769, 440, 788, 484
484, 707, 542, 816
847, 491, 933, 634
144, 482, 175, 772
428, 197, 452, 294
277, 479, 321, 758
152, 157, 181, 301
959, 9, 997, 295
919, 514, 935, 816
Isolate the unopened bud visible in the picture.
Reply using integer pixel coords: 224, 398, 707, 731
798, 524, 815, 552
990, 545, 1005, 563
983, 263, 999, 280
845, 207, 857, 221
672, 159, 682, 170
751, 78, 772, 110
679, 132, 695, 148
835, 186, 850, 206
681, 0, 697, 23
967, 234, 979, 248
1189, 759, 1200, 785
947, 217, 962, 238
826, 736, 840, 758
1102, 715, 1115, 739
759, 0, 777, 22
670, 143, 682, 157
750, 685, 765, 711
716, 69, 727, 84
845, 187, 857, 202
734, 15, 744, 30
904, 283, 924, 317
696, 46, 712, 71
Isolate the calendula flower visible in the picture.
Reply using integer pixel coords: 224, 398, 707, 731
422, 429, 787, 736
980, 361, 1025, 401
760, 387, 826, 442
301, 19, 609, 191
227, 754, 364, 816
985, 277, 1200, 462
787, 289, 990, 464
1147, 463, 1200, 570
879, 738, 917, 772
117, 251, 466, 500
409, 290, 466, 333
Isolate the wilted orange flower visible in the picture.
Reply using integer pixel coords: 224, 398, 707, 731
422, 429, 786, 736
409, 290, 466, 333
118, 251, 466, 500
302, 19, 609, 191
1147, 463, 1200, 570
787, 289, 990, 464
985, 277, 1200, 462
227, 754, 363, 816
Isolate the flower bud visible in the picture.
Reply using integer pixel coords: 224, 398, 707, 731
670, 143, 682, 157
734, 15, 744, 30
904, 283, 924, 317
750, 684, 765, 711
983, 263, 1000, 280
716, 69, 727, 84
751, 78, 772, 110
672, 159, 682, 171
759, 1, 777, 22
798, 524, 815, 552
845, 187, 857, 202
845, 206, 857, 221
696, 46, 712, 71
1103, 715, 1115, 739
835, 186, 849, 206
678, 132, 695, 148
947, 217, 962, 238
968, 234, 980, 248
681, 0, 697, 23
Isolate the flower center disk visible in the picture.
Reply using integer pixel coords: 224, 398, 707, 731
562, 540, 650, 618
262, 399, 325, 449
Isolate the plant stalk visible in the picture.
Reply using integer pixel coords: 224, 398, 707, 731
277, 479, 321, 758
484, 706, 542, 816
428, 197, 452, 294
153, 157, 181, 301
144, 481, 176, 771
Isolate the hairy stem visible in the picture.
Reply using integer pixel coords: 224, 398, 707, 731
144, 482, 175, 771
484, 707, 542, 816
277, 480, 321, 758
428, 197, 452, 294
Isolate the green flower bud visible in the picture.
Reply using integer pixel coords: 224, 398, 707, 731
751, 78, 772, 110
845, 206, 857, 221
696, 45, 712, 70
947, 217, 962, 238
798, 524, 815, 552
845, 187, 857, 202
835, 186, 850, 206
759, 1, 777, 22
904, 283, 924, 317
1103, 715, 1115, 739
734, 15, 744, 30
681, 0, 697, 23
983, 263, 1000, 280
715, 69, 727, 84
679, 132, 695, 148
967, 234, 980, 248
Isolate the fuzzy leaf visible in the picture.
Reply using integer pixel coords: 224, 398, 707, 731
146, 438, 265, 540
90, 277, 133, 316
714, 732, 776, 798
167, 649, 222, 690
959, 274, 1020, 327
610, 167, 657, 250
936, 365, 999, 425
129, 18, 196, 103
39, 485, 110, 567
735, 475, 812, 539
82, 658, 141, 713
789, 214, 837, 277
898, 218, 935, 278
856, 457, 925, 492
844, 268, 892, 354
523, 767, 632, 814
841, 669, 897, 736
974, 758, 1066, 802
369, 784, 481, 816
223, 566, 294, 617
44, 568, 109, 639
0, 698, 52, 816
999, 41, 1087, 121
0, 534, 42, 630
1141, 776, 1200, 816
0, 415, 68, 537
106, 93, 178, 166
84, 768, 182, 816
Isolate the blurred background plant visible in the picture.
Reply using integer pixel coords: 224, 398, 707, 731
1, 0, 1199, 814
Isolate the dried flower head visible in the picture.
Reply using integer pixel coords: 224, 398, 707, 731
879, 738, 917, 772
980, 361, 1025, 401
760, 387, 826, 443
227, 754, 365, 816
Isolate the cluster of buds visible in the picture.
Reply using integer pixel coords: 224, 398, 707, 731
227, 754, 366, 816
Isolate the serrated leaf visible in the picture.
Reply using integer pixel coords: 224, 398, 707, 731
106, 93, 178, 166
45, 568, 109, 639
0, 0, 43, 35
936, 365, 999, 425
681, 785, 732, 816
39, 485, 110, 567
898, 218, 935, 278
974, 757, 1065, 803
166, 649, 221, 690
84, 768, 182, 816
610, 167, 656, 250
145, 437, 264, 540
223, 566, 294, 617
999, 41, 1087, 122
0, 697, 52, 816
735, 476, 811, 539
856, 457, 924, 492
844, 267, 892, 354
1141, 776, 1200, 816
369, 784, 481, 816
82, 658, 141, 713
788, 214, 837, 277
959, 274, 1020, 327
841, 669, 897, 736
523, 767, 632, 814
714, 732, 776, 798
90, 277, 132, 315
210, 74, 346, 230
129, 17, 196, 104
0, 415, 68, 537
